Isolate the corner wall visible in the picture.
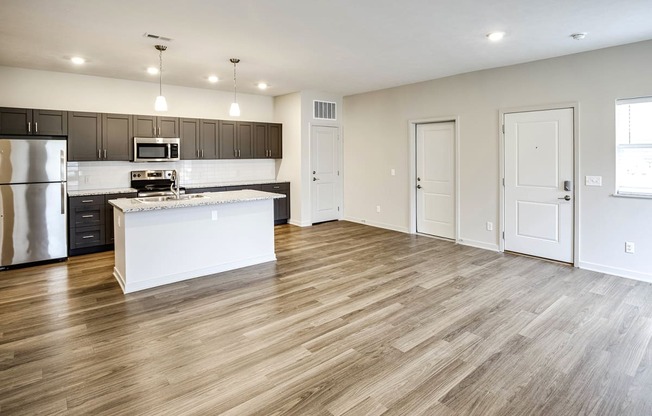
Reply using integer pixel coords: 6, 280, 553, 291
343, 40, 652, 281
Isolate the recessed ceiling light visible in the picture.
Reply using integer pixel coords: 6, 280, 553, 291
147, 67, 159, 75
208, 75, 218, 83
486, 32, 505, 42
257, 82, 268, 90
570, 32, 587, 40
71, 56, 85, 65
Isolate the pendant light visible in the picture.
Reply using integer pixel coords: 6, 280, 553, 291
154, 45, 168, 112
229, 58, 241, 117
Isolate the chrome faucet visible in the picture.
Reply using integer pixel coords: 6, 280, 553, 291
170, 169, 181, 199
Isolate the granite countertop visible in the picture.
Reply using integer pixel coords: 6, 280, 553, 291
183, 180, 288, 189
109, 190, 285, 213
68, 188, 138, 197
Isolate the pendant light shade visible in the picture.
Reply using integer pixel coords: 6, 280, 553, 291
229, 58, 240, 117
229, 102, 241, 117
154, 45, 168, 112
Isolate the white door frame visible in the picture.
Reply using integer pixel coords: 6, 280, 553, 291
408, 116, 460, 240
498, 102, 580, 265
309, 123, 343, 224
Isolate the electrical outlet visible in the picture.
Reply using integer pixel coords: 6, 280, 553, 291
625, 242, 635, 254
211, 210, 218, 221
486, 222, 493, 231
376, 205, 381, 213
585, 176, 602, 186
391, 169, 396, 176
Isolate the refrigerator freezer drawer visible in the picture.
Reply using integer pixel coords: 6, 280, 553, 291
0, 182, 67, 267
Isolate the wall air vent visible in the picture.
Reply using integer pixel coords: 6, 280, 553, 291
143, 33, 173, 42
313, 100, 337, 120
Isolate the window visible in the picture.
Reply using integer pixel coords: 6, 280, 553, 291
616, 96, 652, 197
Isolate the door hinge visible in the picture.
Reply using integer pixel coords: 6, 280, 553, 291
337, 206, 340, 211
502, 124, 505, 134
337, 170, 340, 176
502, 178, 505, 186
502, 231, 505, 239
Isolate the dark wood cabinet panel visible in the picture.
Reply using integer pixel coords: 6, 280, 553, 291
262, 183, 290, 223
33, 110, 67, 135
200, 119, 219, 159
180, 118, 200, 160
158, 117, 179, 138
253, 123, 268, 158
0, 107, 31, 134
102, 113, 132, 161
225, 184, 263, 191
268, 123, 283, 158
68, 112, 102, 161
237, 122, 254, 159
185, 186, 226, 194
105, 193, 137, 244
219, 120, 237, 159
133, 115, 157, 138
0, 108, 67, 136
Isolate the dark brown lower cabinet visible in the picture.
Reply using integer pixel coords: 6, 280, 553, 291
68, 193, 136, 256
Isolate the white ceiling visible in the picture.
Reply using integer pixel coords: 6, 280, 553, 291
0, 0, 651, 97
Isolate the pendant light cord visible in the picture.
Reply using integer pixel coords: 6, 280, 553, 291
159, 48, 163, 96
233, 61, 237, 104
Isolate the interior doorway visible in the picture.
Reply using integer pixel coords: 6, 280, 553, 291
502, 108, 574, 263
310, 125, 341, 224
415, 121, 456, 239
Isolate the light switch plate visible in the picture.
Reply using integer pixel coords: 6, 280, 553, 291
585, 176, 602, 186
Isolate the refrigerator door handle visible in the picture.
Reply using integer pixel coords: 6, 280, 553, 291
60, 150, 66, 181
60, 183, 66, 214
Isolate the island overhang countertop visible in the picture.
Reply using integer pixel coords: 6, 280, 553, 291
109, 189, 285, 213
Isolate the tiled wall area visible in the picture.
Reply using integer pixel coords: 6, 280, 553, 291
68, 159, 277, 190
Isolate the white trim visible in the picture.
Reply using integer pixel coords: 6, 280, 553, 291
344, 217, 409, 233
288, 218, 312, 227
407, 116, 461, 242
458, 238, 500, 252
578, 261, 652, 284
498, 102, 580, 266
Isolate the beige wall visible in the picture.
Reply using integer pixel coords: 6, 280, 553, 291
343, 40, 652, 282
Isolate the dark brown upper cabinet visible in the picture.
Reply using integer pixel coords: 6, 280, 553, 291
0, 107, 67, 136
68, 112, 132, 161
68, 112, 102, 161
219, 120, 254, 159
253, 123, 283, 159
200, 119, 219, 159
180, 118, 201, 160
133, 115, 179, 138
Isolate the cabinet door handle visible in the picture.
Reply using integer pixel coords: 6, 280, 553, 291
103, 149, 107, 159
196, 149, 199, 158
82, 200, 94, 203
82, 214, 94, 218
234, 149, 237, 157
201, 149, 204, 158
238, 149, 241, 157
35, 122, 38, 133
152, 127, 156, 137
82, 235, 95, 239
27, 122, 31, 133
98, 149, 101, 159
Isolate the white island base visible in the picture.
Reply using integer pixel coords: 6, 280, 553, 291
111, 192, 279, 293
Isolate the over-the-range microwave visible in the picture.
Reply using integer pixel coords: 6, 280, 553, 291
133, 137, 180, 162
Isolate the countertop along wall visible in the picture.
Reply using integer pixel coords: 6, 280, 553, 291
343, 39, 652, 282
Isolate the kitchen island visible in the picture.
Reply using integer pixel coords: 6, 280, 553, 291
109, 190, 284, 293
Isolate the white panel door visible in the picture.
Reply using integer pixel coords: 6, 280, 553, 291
504, 108, 574, 262
311, 125, 340, 223
416, 122, 455, 239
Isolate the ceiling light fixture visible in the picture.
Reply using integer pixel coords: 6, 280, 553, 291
154, 45, 168, 112
486, 32, 505, 42
208, 75, 218, 83
229, 58, 241, 117
257, 82, 268, 90
71, 56, 85, 65
147, 66, 159, 75
570, 32, 587, 40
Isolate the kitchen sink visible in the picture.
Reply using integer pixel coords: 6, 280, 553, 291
135, 194, 208, 203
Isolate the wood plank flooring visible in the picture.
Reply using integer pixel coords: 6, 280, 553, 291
1, 221, 652, 415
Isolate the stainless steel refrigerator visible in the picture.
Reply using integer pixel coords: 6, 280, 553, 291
0, 137, 67, 268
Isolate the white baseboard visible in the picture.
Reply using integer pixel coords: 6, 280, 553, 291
288, 218, 312, 227
578, 261, 652, 284
344, 216, 409, 233
457, 238, 500, 252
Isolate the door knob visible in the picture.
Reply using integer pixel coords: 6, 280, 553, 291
417, 177, 421, 182
558, 195, 571, 201
417, 185, 422, 189
313, 170, 316, 174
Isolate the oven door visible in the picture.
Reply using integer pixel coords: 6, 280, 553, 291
134, 143, 170, 162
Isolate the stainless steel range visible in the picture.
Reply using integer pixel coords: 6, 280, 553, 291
131, 170, 184, 197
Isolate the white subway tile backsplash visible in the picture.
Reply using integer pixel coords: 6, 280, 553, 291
67, 160, 276, 191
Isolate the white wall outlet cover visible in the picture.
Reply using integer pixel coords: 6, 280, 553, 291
211, 210, 218, 221
625, 242, 635, 254
376, 205, 381, 213
391, 169, 396, 176
585, 175, 602, 186
486, 222, 493, 231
